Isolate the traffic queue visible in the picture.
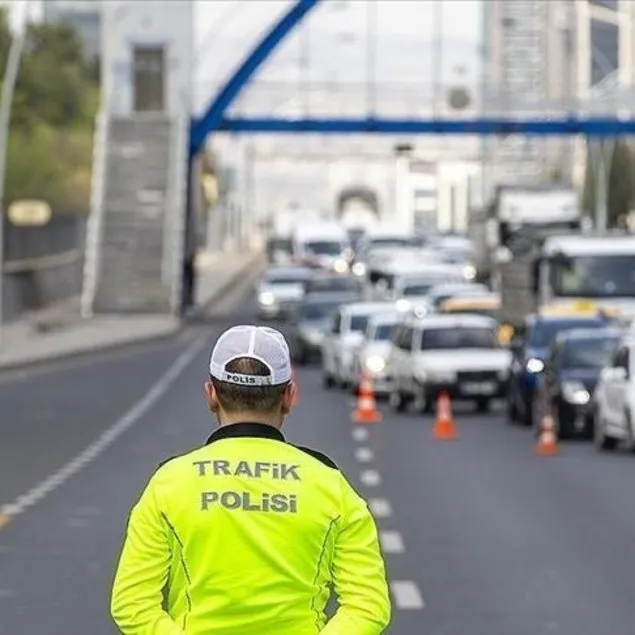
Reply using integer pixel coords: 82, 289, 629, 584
257, 222, 635, 454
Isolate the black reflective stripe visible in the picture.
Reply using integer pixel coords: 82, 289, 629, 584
161, 512, 192, 630
294, 445, 339, 470
311, 515, 340, 629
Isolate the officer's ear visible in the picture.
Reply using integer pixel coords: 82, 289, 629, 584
204, 380, 220, 413
281, 381, 296, 415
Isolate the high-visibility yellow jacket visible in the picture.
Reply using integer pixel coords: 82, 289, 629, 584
111, 422, 391, 635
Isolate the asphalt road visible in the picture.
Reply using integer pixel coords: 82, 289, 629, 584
2, 292, 635, 634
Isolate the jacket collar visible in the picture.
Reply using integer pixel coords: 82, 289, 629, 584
206, 422, 286, 445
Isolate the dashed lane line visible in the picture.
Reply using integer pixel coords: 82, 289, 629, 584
0, 335, 208, 528
360, 469, 382, 487
354, 447, 374, 462
380, 530, 405, 553
369, 498, 393, 518
352, 427, 369, 441
390, 581, 425, 609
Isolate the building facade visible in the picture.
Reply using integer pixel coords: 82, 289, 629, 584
43, 0, 101, 59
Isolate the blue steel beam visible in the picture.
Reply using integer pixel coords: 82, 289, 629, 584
190, 0, 321, 155
217, 116, 635, 136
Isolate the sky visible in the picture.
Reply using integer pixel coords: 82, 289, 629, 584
2, 0, 483, 115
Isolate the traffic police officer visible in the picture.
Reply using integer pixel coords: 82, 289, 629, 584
111, 325, 391, 634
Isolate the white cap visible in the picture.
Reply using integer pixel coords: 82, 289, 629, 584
209, 325, 292, 387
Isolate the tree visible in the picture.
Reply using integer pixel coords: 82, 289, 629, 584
607, 139, 635, 227
0, 7, 99, 217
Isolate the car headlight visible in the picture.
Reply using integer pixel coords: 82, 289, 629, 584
364, 355, 386, 373
463, 265, 476, 280
352, 262, 366, 276
396, 299, 411, 312
333, 258, 348, 273
525, 358, 544, 374
562, 381, 590, 405
259, 292, 275, 306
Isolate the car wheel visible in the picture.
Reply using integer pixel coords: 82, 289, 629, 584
389, 389, 408, 413
594, 413, 617, 451
322, 373, 335, 389
475, 398, 490, 413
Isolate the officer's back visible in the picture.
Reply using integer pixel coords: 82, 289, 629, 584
111, 325, 391, 635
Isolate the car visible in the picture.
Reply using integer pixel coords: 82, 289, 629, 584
387, 314, 511, 414
303, 273, 362, 297
425, 282, 490, 313
321, 302, 391, 388
256, 266, 313, 319
438, 294, 510, 344
593, 334, 635, 451
351, 310, 401, 396
288, 292, 358, 365
533, 328, 621, 440
505, 312, 613, 427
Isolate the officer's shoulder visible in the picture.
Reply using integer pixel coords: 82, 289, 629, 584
292, 445, 340, 470
155, 445, 203, 472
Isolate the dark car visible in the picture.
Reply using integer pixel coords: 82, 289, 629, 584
303, 273, 362, 297
533, 328, 621, 439
288, 292, 358, 364
506, 313, 613, 427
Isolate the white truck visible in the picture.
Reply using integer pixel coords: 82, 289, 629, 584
533, 233, 635, 319
477, 185, 584, 328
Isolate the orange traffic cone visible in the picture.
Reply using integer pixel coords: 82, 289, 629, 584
535, 413, 559, 456
432, 392, 458, 440
351, 374, 382, 424
292, 369, 300, 406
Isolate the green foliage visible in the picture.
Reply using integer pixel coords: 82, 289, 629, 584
607, 139, 635, 227
581, 139, 635, 227
0, 7, 98, 217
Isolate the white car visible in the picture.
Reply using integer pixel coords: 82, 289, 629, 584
256, 266, 313, 319
351, 310, 401, 395
387, 314, 511, 413
593, 336, 635, 451
321, 302, 391, 388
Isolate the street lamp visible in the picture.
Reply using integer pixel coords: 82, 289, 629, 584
0, 2, 29, 346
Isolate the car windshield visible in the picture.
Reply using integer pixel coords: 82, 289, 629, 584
372, 323, 397, 340
402, 283, 434, 296
268, 238, 292, 252
442, 247, 471, 264
307, 277, 358, 292
265, 271, 308, 285
305, 241, 343, 256
349, 314, 370, 332
561, 337, 619, 369
551, 254, 635, 298
420, 326, 498, 350
370, 238, 411, 248
300, 301, 341, 320
529, 320, 603, 348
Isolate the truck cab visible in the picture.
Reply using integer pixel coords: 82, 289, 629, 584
533, 234, 635, 321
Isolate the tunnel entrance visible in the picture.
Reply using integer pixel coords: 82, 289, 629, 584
336, 186, 380, 217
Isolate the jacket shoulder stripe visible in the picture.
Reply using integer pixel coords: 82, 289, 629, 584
293, 445, 339, 470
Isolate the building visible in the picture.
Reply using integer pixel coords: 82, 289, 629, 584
43, 0, 101, 60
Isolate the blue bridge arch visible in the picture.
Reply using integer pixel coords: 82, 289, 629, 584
189, 0, 635, 158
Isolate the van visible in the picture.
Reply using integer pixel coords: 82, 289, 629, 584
292, 222, 351, 273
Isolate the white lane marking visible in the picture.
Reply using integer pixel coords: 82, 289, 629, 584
354, 447, 374, 462
360, 469, 382, 486
380, 530, 405, 553
0, 335, 207, 520
390, 581, 425, 609
352, 427, 369, 441
369, 498, 393, 518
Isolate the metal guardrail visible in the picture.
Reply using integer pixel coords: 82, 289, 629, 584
4, 248, 81, 273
